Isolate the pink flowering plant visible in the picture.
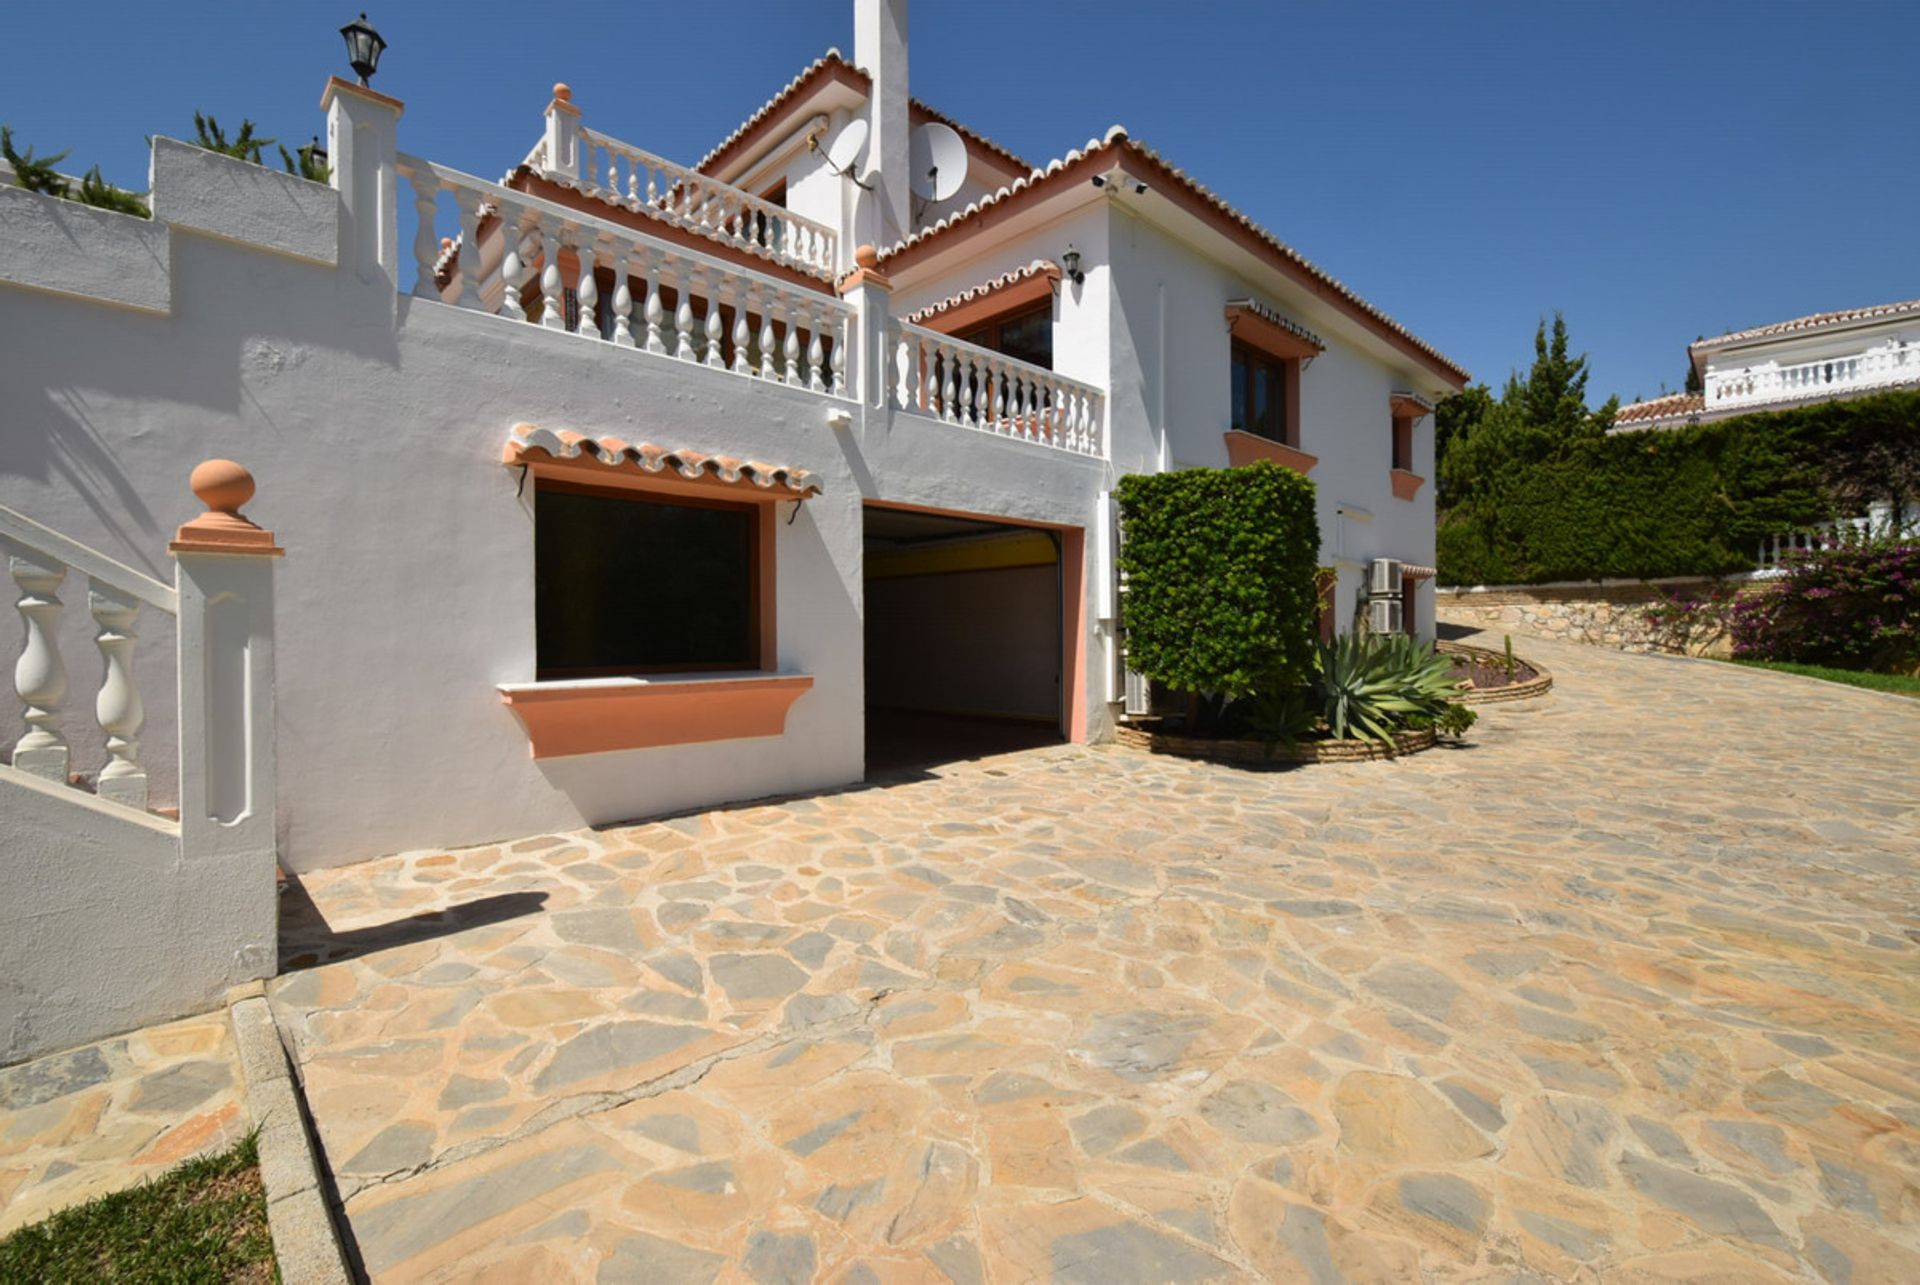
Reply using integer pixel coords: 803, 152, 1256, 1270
1730, 540, 1919, 672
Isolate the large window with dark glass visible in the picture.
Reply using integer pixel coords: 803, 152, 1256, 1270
535, 481, 759, 677
1231, 343, 1290, 443
959, 303, 1052, 370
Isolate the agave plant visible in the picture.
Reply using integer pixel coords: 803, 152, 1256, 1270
1313, 631, 1467, 745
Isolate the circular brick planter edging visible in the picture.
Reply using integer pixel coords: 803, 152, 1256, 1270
1114, 722, 1436, 765
1438, 640, 1555, 704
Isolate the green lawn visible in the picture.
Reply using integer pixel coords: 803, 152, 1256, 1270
0, 1133, 275, 1283
1725, 658, 1920, 698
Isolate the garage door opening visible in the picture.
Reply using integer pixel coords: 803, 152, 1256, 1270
863, 505, 1066, 775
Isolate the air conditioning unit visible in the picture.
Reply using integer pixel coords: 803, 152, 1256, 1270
1368, 557, 1404, 597
1123, 667, 1152, 717
1368, 597, 1404, 635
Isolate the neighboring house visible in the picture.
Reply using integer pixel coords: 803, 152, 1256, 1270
0, 0, 1463, 890
1615, 296, 1920, 430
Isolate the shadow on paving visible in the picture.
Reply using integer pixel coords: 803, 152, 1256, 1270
277, 878, 547, 970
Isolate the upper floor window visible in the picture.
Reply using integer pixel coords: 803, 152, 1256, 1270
535, 480, 762, 678
1392, 412, 1414, 471
1231, 343, 1291, 444
960, 303, 1052, 371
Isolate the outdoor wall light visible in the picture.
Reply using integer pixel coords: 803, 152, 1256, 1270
303, 135, 328, 168
1061, 245, 1085, 285
340, 13, 387, 87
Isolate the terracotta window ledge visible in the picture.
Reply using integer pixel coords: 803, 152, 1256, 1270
1391, 469, 1426, 501
1224, 430, 1317, 475
499, 672, 813, 759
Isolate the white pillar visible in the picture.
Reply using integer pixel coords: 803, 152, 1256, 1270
543, 84, 581, 182
170, 460, 282, 980
854, 0, 911, 246
323, 76, 404, 296
839, 245, 893, 412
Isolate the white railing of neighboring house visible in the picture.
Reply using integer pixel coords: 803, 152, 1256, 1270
1757, 500, 1920, 572
397, 154, 854, 400
569, 128, 838, 279
1707, 341, 1918, 410
889, 320, 1107, 458
3, 505, 177, 813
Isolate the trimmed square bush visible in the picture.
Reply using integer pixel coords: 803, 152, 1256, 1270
1117, 462, 1320, 696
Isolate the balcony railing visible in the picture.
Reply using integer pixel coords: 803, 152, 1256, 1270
889, 322, 1106, 457
527, 127, 839, 279
1707, 342, 1917, 409
397, 154, 853, 399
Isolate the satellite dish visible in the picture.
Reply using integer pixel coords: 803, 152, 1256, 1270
909, 122, 966, 202
824, 118, 869, 177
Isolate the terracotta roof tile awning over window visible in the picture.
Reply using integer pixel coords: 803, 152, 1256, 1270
1225, 301, 1325, 362
504, 424, 822, 499
908, 260, 1061, 332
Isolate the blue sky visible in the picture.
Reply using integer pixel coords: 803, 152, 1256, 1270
7, 1, 1915, 403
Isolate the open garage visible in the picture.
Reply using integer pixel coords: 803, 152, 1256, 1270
862, 505, 1068, 774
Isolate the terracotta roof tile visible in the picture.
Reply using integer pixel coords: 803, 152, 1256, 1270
506, 423, 822, 496
1693, 297, 1920, 351
906, 259, 1059, 324
1614, 392, 1704, 425
693, 50, 1032, 178
877, 127, 1467, 386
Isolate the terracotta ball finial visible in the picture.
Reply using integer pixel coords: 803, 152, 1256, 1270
172, 459, 282, 557
190, 459, 256, 516
553, 83, 572, 103
854, 244, 880, 270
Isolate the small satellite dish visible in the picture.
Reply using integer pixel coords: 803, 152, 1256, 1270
909, 122, 966, 203
824, 118, 870, 177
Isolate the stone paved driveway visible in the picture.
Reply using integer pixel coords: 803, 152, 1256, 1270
272, 633, 1920, 1282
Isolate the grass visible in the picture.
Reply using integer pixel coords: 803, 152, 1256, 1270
0, 1132, 275, 1283
1725, 658, 1920, 698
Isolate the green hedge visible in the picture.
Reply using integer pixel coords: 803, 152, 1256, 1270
1439, 390, 1920, 585
1116, 462, 1320, 695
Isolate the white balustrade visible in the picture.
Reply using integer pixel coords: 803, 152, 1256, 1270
1759, 501, 1920, 571
3, 505, 179, 809
1707, 341, 1918, 410
396, 154, 854, 400
889, 321, 1107, 458
572, 128, 838, 277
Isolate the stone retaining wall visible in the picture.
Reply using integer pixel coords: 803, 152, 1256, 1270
1434, 576, 1747, 656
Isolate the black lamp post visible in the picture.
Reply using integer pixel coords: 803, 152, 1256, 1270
340, 13, 386, 87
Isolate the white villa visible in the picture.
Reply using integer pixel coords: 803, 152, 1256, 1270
0, 1, 1465, 1059
1615, 296, 1920, 431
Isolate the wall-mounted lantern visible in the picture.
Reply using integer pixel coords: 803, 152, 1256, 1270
1061, 245, 1084, 286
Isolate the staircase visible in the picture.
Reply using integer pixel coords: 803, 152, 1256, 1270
1, 463, 283, 1066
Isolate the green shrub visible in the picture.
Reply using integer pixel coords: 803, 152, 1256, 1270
1116, 462, 1320, 698
1439, 390, 1920, 585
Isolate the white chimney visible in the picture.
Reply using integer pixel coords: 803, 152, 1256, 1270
854, 0, 910, 245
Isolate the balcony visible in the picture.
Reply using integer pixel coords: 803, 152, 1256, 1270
397, 154, 854, 398
1706, 341, 1918, 410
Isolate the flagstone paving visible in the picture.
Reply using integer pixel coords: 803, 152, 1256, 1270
0, 1010, 249, 1236
272, 632, 1920, 1282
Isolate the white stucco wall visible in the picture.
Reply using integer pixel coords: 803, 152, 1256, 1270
0, 768, 273, 1064
0, 152, 1108, 873
1105, 209, 1442, 634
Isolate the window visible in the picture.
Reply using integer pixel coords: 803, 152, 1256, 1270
1230, 343, 1291, 443
1392, 413, 1414, 471
535, 480, 761, 677
959, 303, 1052, 371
